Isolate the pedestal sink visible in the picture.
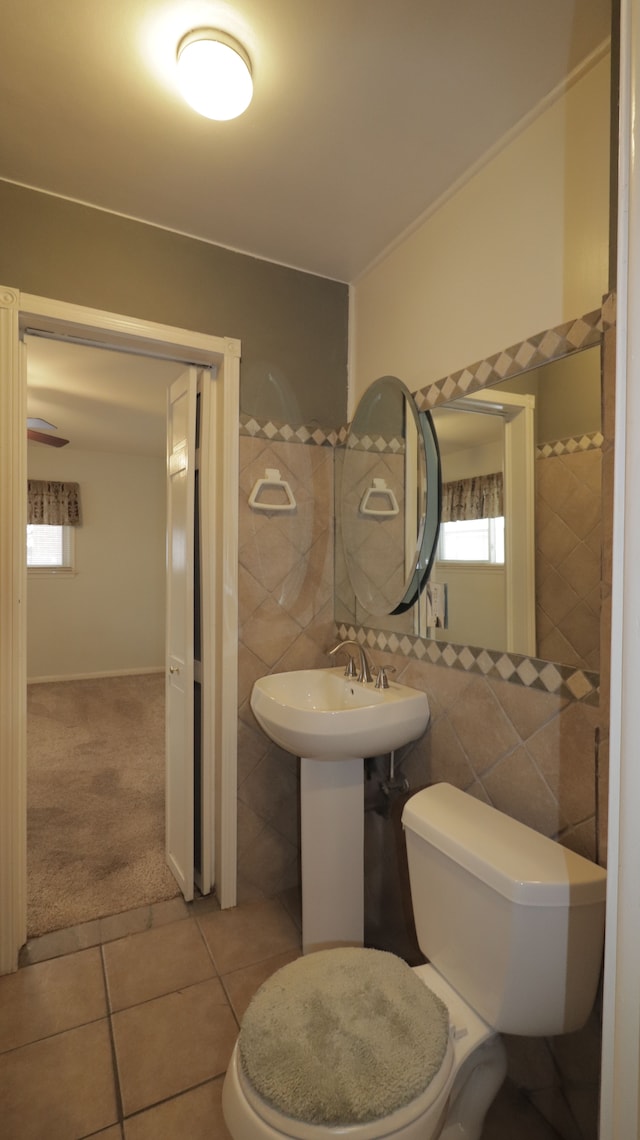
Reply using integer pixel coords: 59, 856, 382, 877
250, 667, 430, 953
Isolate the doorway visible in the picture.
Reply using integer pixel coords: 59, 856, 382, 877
26, 336, 186, 936
0, 287, 240, 973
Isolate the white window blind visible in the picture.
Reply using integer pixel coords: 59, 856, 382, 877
438, 517, 505, 563
27, 524, 74, 570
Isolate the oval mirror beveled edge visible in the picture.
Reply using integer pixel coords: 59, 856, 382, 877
341, 376, 442, 617
393, 407, 441, 614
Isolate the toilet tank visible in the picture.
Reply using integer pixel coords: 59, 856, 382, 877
402, 784, 606, 1036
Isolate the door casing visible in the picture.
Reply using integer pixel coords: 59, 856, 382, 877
0, 287, 239, 973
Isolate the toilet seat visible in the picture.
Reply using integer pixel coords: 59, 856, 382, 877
222, 956, 499, 1140
238, 949, 451, 1130
224, 1036, 455, 1140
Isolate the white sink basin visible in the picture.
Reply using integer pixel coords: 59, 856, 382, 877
250, 667, 430, 759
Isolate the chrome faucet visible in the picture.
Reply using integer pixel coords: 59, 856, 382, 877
327, 640, 374, 684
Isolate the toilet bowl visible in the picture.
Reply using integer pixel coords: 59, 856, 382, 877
222, 960, 507, 1140
222, 783, 606, 1140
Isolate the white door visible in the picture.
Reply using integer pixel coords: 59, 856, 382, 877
452, 388, 536, 656
166, 368, 197, 900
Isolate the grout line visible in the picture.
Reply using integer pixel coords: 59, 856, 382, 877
101, 943, 126, 1128
108, 973, 221, 1017
120, 1075, 226, 1128
193, 915, 221, 976
218, 973, 242, 1031
0, 1011, 110, 1057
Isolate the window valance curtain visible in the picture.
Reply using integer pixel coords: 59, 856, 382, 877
27, 480, 82, 526
441, 472, 503, 523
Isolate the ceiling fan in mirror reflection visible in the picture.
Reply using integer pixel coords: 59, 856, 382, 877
26, 418, 69, 448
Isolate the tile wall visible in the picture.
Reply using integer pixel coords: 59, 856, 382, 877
236, 433, 334, 901
369, 653, 602, 1140
236, 300, 614, 1140
340, 446, 407, 615
536, 440, 602, 671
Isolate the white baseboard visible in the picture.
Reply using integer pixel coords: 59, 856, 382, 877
27, 666, 165, 685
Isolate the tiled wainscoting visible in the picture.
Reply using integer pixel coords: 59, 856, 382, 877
377, 653, 600, 859
236, 432, 335, 900
232, 301, 614, 1140
535, 439, 602, 671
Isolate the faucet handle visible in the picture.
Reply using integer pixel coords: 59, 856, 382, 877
327, 643, 358, 678
374, 665, 396, 690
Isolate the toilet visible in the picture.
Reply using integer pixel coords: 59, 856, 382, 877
222, 782, 607, 1140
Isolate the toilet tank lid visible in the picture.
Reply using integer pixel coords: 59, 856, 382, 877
402, 784, 606, 907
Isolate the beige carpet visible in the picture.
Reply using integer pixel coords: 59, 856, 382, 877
27, 673, 180, 937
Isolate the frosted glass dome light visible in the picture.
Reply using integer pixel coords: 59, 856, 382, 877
176, 30, 253, 121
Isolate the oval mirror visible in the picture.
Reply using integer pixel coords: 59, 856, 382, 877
341, 376, 441, 616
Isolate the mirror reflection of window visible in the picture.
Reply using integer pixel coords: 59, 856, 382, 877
426, 388, 535, 655
439, 517, 505, 563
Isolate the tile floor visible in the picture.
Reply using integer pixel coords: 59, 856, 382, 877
1, 894, 302, 1139
1, 893, 565, 1140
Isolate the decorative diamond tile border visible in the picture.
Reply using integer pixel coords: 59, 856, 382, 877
240, 413, 339, 446
240, 298, 614, 451
240, 413, 405, 453
238, 296, 613, 704
344, 431, 405, 453
335, 624, 600, 704
537, 431, 603, 458
412, 301, 614, 415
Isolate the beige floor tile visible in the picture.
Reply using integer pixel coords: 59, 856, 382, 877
123, 1078, 231, 1140
98, 907, 152, 944
19, 925, 87, 966
483, 1079, 562, 1140
150, 896, 191, 926
112, 978, 238, 1115
222, 949, 301, 1023
0, 1019, 117, 1140
92, 1128, 123, 1139
0, 947, 106, 1052
197, 897, 300, 973
528, 1087, 584, 1140
278, 885, 302, 929
103, 917, 215, 1011
189, 892, 222, 917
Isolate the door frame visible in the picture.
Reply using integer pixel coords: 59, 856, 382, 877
436, 387, 536, 655
0, 286, 239, 973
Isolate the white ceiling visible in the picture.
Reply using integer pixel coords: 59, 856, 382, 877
3, 0, 610, 284
16, 0, 610, 452
26, 338, 184, 457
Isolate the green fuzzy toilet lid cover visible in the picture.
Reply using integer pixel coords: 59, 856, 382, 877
239, 946, 450, 1127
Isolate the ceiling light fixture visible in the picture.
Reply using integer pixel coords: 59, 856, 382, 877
176, 29, 253, 121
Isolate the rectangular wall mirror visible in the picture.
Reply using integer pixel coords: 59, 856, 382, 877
335, 323, 603, 675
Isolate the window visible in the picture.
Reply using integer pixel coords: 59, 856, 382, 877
438, 517, 505, 563
26, 524, 74, 572
439, 470, 504, 563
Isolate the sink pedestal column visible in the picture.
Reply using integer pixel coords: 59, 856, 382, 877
300, 756, 364, 954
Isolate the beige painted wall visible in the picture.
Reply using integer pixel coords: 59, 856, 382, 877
0, 180, 349, 428
27, 447, 165, 680
351, 54, 611, 411
431, 563, 507, 650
